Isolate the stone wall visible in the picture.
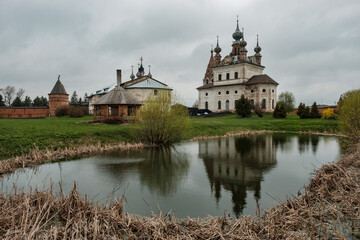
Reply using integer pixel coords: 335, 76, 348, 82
198, 83, 277, 113
0, 107, 49, 118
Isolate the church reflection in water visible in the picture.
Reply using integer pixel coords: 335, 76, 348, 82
198, 134, 279, 217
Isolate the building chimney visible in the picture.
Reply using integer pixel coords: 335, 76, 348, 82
116, 69, 122, 86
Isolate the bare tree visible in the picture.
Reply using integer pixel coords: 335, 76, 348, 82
16, 88, 25, 100
1, 86, 15, 106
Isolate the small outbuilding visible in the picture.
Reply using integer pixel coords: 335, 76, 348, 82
93, 70, 142, 121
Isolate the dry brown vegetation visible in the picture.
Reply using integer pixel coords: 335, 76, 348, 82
0, 142, 143, 176
190, 130, 273, 141
0, 143, 359, 239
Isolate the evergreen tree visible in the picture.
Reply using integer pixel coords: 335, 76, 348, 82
310, 102, 322, 119
78, 97, 83, 106
0, 95, 5, 106
296, 103, 305, 118
304, 106, 311, 118
32, 96, 41, 106
83, 93, 89, 105
23, 96, 32, 106
11, 96, 23, 106
273, 102, 287, 118
40, 96, 48, 106
70, 91, 78, 105
235, 94, 251, 117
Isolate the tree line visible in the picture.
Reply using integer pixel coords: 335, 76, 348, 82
0, 86, 48, 107
0, 86, 89, 107
235, 91, 322, 119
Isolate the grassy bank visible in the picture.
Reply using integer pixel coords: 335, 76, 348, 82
0, 114, 338, 159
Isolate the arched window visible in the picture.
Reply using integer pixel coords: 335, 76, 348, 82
225, 100, 230, 111
218, 74, 222, 81
272, 99, 274, 109
218, 101, 221, 110
250, 99, 255, 106
205, 101, 208, 110
262, 99, 266, 109
234, 72, 238, 79
154, 89, 158, 95
226, 73, 230, 80
206, 79, 209, 84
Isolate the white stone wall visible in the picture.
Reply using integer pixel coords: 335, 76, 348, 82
213, 63, 264, 86
198, 83, 277, 113
126, 88, 172, 103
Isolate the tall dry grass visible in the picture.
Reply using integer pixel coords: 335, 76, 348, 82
1, 143, 359, 239
0, 142, 143, 176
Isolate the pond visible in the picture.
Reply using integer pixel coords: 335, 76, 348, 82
0, 133, 341, 218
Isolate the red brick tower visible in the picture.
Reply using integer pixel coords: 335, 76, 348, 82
48, 75, 68, 116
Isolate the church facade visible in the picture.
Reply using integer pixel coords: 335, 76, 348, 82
197, 21, 279, 113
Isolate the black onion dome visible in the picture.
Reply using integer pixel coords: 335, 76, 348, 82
254, 35, 262, 53
240, 29, 247, 47
214, 36, 222, 54
232, 20, 243, 41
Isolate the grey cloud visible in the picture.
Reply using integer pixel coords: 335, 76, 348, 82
0, 0, 359, 106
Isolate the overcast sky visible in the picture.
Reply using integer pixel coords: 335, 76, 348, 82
0, 0, 359, 106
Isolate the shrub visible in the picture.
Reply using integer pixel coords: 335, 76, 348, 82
310, 102, 322, 119
235, 94, 251, 117
273, 102, 287, 118
338, 89, 360, 144
68, 106, 88, 117
323, 108, 336, 119
55, 106, 69, 116
137, 91, 190, 145
55, 105, 88, 117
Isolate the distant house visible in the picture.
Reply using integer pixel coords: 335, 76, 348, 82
93, 70, 142, 121
88, 58, 172, 114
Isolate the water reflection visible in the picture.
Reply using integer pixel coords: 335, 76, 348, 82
298, 134, 320, 155
199, 135, 277, 217
0, 134, 340, 218
97, 146, 190, 196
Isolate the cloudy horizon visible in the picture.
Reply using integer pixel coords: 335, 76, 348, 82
1, 0, 359, 106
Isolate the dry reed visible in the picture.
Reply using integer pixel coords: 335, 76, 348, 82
0, 142, 144, 176
190, 130, 273, 141
1, 143, 359, 239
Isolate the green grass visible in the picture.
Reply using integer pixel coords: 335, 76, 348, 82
0, 114, 338, 159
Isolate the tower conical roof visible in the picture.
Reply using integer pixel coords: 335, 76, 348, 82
49, 76, 68, 95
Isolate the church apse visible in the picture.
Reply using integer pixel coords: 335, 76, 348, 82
198, 134, 277, 217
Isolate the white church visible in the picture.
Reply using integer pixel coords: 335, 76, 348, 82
197, 20, 279, 113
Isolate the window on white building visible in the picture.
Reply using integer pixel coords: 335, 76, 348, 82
262, 99, 266, 109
